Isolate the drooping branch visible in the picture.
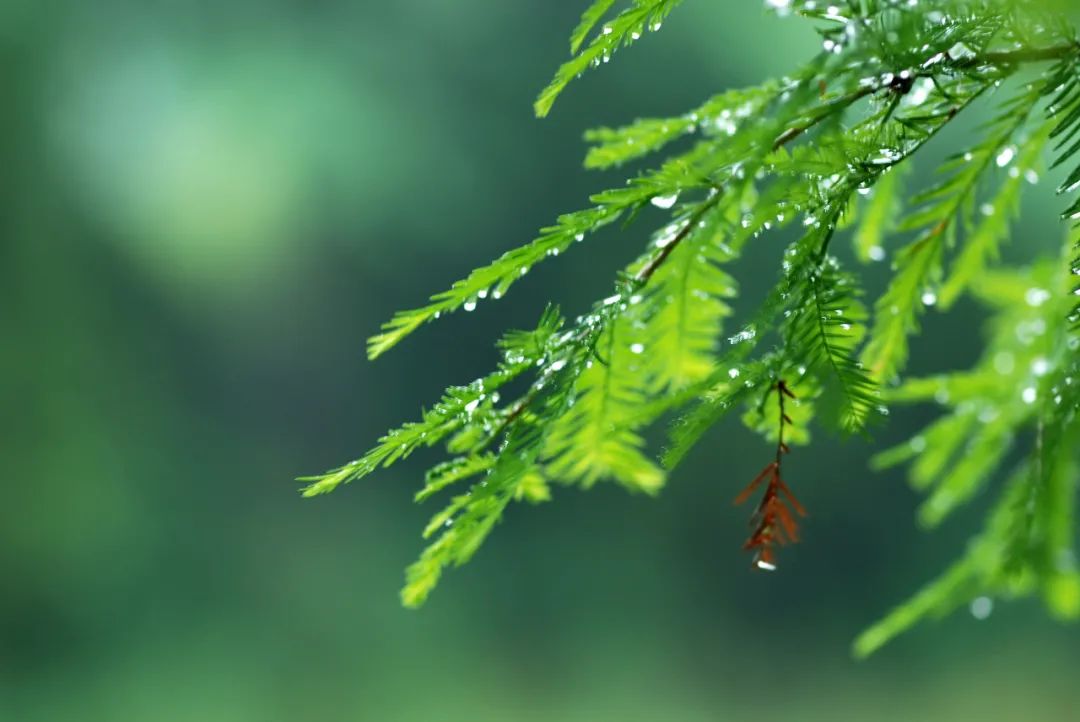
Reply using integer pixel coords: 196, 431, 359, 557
734, 380, 807, 570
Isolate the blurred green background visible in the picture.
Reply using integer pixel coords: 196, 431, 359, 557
3, 2, 1079, 720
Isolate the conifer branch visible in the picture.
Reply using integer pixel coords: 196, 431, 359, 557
311, 1, 1080, 655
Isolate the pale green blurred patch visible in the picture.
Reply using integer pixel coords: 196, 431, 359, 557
50, 35, 386, 306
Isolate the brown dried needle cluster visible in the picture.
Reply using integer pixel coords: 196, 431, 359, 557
734, 380, 807, 571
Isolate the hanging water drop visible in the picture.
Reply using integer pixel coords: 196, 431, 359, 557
993, 352, 1015, 374
947, 42, 976, 62
765, 0, 792, 15
651, 193, 679, 209
1025, 287, 1050, 307
995, 146, 1015, 167
970, 596, 993, 620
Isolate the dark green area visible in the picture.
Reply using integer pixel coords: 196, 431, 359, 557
2, 2, 1078, 719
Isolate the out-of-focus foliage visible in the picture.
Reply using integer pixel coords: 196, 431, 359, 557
859, 253, 1080, 656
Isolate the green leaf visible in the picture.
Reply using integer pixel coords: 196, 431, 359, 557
544, 315, 665, 493
570, 0, 617, 54
639, 214, 738, 391
535, 0, 683, 118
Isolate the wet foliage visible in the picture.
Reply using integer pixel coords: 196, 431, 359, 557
307, 0, 1080, 654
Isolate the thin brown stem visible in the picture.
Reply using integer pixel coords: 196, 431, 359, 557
634, 193, 722, 284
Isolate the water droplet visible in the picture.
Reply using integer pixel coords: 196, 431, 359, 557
1032, 357, 1050, 377
630, 343, 645, 355
463, 297, 478, 312
921, 291, 937, 306
728, 368, 740, 379
948, 42, 976, 62
868, 246, 886, 262
655, 229, 678, 248
650, 193, 679, 209
995, 146, 1016, 167
994, 352, 1015, 374
728, 327, 757, 344
970, 596, 993, 620
921, 52, 946, 69
907, 78, 933, 105
1016, 319, 1047, 345
1022, 387, 1037, 404
1025, 287, 1051, 307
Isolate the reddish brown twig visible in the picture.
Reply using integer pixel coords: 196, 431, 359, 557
734, 379, 806, 571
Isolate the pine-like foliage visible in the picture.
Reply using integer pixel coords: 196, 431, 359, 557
308, 0, 1080, 653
